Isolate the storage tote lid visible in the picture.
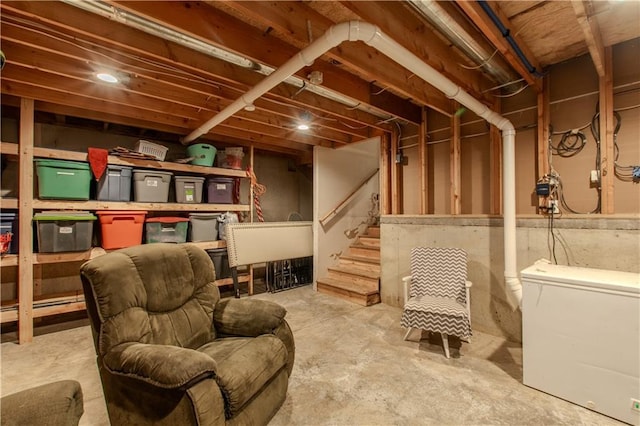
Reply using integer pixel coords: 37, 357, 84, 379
189, 213, 221, 219
145, 217, 189, 223
96, 210, 147, 216
175, 176, 206, 182
35, 159, 90, 170
33, 211, 96, 221
206, 177, 235, 183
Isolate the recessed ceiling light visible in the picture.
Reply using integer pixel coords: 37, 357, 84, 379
96, 72, 119, 83
297, 123, 310, 130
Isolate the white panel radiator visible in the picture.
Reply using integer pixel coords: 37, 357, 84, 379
521, 261, 640, 425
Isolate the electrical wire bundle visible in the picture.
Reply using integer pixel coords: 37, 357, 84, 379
549, 125, 588, 157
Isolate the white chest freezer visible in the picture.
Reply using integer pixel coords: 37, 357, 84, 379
521, 261, 640, 425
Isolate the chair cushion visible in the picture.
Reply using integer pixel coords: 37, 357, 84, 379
197, 335, 288, 419
401, 295, 472, 339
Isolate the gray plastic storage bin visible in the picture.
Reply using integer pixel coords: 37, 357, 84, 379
206, 248, 232, 279
33, 211, 96, 253
206, 177, 235, 204
133, 170, 173, 202
188, 213, 220, 242
97, 165, 132, 201
175, 176, 205, 203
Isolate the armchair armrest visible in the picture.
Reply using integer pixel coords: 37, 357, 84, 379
1, 380, 84, 426
214, 298, 286, 337
402, 275, 412, 305
103, 343, 217, 389
465, 280, 473, 288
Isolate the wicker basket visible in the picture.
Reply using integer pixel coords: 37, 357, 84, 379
134, 140, 169, 161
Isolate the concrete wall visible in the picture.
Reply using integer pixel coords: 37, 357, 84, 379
313, 138, 380, 286
380, 215, 640, 343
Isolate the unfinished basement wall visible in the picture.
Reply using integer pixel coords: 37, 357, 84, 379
313, 138, 380, 287
386, 38, 640, 343
401, 38, 640, 215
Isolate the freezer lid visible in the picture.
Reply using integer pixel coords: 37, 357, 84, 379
521, 260, 640, 294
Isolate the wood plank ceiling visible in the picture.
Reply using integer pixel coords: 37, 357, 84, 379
1, 1, 639, 162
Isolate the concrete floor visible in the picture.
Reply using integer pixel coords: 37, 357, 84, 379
1, 285, 623, 425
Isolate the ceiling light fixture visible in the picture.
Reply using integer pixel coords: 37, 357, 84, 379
96, 72, 119, 83
296, 111, 312, 130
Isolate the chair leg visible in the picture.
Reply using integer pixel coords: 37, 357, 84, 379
441, 333, 450, 358
403, 327, 413, 341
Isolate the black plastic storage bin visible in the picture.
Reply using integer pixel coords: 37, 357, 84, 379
206, 248, 231, 279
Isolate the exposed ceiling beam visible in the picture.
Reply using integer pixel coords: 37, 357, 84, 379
0, 1, 396, 132
20, 100, 309, 158
213, 0, 456, 116
105, 0, 422, 124
455, 0, 542, 92
340, 1, 494, 104
571, 0, 605, 77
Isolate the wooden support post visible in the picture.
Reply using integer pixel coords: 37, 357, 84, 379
249, 145, 255, 223
18, 98, 34, 344
537, 76, 550, 180
450, 105, 461, 215
599, 46, 614, 214
379, 133, 391, 215
536, 76, 551, 214
391, 125, 402, 214
419, 107, 428, 215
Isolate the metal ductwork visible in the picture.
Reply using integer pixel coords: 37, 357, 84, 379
407, 0, 521, 91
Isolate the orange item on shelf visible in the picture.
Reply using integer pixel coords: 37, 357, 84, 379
97, 211, 147, 250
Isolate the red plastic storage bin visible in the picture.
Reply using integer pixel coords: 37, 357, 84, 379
97, 211, 147, 249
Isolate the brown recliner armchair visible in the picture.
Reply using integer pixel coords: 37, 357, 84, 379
80, 243, 295, 425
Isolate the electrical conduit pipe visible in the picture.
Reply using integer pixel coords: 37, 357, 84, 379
183, 21, 523, 308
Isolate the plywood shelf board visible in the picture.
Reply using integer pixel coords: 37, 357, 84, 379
1, 142, 19, 155
32, 200, 249, 212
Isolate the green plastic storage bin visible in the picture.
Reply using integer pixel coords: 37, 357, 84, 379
186, 144, 217, 166
35, 159, 91, 200
145, 217, 189, 243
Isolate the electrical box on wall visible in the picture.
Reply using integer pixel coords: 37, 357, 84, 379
536, 182, 550, 196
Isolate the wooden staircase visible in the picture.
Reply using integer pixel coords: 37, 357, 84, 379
317, 225, 380, 306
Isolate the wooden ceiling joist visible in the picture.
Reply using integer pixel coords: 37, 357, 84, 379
571, 0, 606, 77
455, 0, 543, 92
104, 0, 421, 124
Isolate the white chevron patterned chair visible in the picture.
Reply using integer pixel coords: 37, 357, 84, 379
401, 247, 472, 358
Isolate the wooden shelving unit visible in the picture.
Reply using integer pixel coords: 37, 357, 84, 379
1, 134, 255, 342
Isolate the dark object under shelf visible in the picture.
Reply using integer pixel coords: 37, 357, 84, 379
266, 256, 313, 293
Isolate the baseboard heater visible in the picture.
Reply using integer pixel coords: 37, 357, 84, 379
225, 222, 313, 297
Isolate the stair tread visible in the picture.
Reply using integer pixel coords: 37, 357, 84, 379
340, 254, 380, 264
350, 243, 379, 250
317, 277, 379, 295
328, 265, 380, 279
